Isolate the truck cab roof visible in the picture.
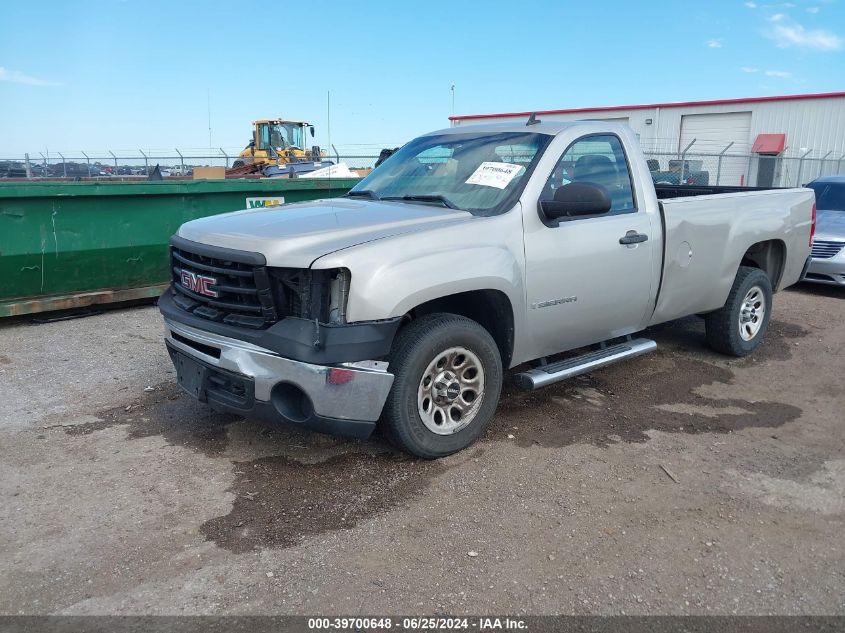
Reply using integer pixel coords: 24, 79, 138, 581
254, 118, 309, 125
431, 119, 631, 138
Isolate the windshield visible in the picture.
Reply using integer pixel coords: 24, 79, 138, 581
350, 131, 552, 215
262, 123, 305, 150
808, 182, 845, 211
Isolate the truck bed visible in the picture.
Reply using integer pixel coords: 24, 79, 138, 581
649, 187, 815, 327
654, 184, 783, 199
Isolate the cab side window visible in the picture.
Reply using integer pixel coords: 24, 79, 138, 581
257, 124, 268, 150
540, 135, 636, 215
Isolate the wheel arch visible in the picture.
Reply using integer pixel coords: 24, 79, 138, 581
740, 239, 787, 291
405, 289, 515, 368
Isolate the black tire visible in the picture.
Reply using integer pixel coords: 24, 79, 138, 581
232, 160, 245, 168
705, 266, 773, 357
381, 313, 503, 459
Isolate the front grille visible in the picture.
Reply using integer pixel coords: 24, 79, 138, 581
170, 242, 277, 329
811, 240, 845, 259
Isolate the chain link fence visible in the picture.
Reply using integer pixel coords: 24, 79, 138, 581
0, 146, 387, 179
641, 148, 845, 188
2, 143, 843, 186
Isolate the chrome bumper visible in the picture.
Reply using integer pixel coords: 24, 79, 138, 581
806, 256, 845, 286
163, 319, 394, 423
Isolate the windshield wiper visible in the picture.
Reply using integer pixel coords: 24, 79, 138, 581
345, 189, 381, 200
381, 194, 458, 209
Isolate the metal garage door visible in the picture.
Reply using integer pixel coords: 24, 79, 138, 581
680, 112, 752, 185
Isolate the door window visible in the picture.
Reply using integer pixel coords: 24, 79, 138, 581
540, 134, 636, 215
258, 124, 271, 150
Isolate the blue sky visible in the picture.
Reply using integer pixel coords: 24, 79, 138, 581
1, 0, 843, 159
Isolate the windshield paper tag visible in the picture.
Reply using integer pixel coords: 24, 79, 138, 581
465, 162, 523, 189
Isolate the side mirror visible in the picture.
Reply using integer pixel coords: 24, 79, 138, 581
539, 182, 611, 225
309, 126, 315, 137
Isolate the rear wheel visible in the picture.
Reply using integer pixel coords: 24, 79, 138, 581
381, 314, 503, 458
705, 266, 773, 357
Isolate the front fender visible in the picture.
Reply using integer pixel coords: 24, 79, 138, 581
317, 214, 526, 315
366, 244, 523, 320
311, 208, 527, 356
338, 242, 522, 322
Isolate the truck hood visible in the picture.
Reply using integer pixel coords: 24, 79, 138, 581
177, 198, 473, 267
815, 209, 845, 241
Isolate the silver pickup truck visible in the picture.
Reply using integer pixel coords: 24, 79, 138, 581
159, 120, 815, 457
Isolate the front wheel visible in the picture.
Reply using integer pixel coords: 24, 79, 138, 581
705, 266, 773, 356
381, 314, 503, 458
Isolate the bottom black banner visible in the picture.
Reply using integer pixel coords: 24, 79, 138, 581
0, 616, 843, 633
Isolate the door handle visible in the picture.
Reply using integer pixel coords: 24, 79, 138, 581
619, 230, 648, 245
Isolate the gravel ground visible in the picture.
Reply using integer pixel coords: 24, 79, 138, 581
0, 285, 843, 615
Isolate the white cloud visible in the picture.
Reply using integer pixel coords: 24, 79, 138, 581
707, 38, 723, 48
745, 1, 757, 7
767, 15, 843, 50
741, 66, 793, 79
0, 66, 57, 86
806, 6, 819, 13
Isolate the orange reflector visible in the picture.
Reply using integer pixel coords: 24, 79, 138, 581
327, 367, 354, 385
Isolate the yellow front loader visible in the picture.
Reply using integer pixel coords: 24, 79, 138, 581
231, 119, 329, 176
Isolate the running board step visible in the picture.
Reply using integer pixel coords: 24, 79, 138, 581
513, 338, 657, 391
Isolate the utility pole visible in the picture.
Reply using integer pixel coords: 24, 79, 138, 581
451, 84, 455, 117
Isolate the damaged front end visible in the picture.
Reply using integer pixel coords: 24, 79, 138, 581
161, 235, 400, 365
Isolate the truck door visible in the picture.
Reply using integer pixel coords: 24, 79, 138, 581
523, 134, 655, 356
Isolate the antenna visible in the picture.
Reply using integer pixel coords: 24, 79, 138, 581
327, 91, 331, 181
327, 90, 331, 162
526, 113, 540, 126
207, 89, 212, 148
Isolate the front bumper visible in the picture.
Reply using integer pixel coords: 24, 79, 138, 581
163, 318, 394, 438
805, 255, 845, 286
158, 289, 402, 366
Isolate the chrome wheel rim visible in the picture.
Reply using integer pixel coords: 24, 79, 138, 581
739, 286, 766, 341
417, 346, 485, 435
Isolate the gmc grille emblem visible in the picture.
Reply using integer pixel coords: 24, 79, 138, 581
180, 270, 219, 298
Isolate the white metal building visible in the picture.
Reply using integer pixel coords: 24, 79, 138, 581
450, 92, 845, 186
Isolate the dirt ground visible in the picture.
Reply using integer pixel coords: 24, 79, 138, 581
1, 284, 843, 615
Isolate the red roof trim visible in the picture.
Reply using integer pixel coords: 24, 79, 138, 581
449, 92, 845, 121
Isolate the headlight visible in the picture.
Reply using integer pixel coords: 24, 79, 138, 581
267, 267, 349, 323
327, 269, 351, 324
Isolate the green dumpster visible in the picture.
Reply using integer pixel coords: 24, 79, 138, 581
0, 179, 357, 316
